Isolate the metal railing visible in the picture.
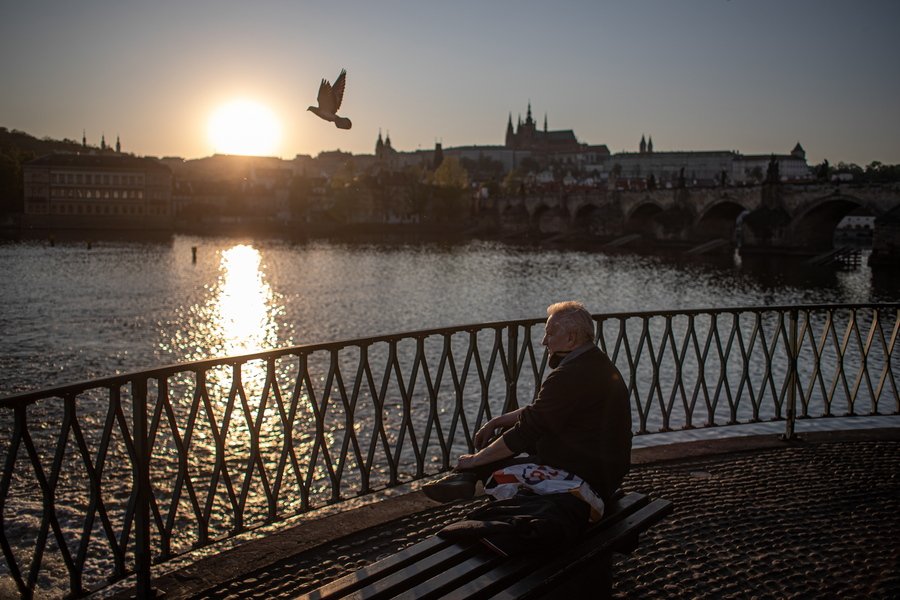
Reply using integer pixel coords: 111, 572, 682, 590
0, 303, 897, 598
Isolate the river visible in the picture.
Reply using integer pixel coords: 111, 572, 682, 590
1, 234, 896, 397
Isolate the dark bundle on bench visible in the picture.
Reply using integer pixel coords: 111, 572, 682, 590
296, 491, 672, 600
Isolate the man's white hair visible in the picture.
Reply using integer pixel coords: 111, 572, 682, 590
546, 300, 595, 344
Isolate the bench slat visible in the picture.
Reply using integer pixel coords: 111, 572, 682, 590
296, 535, 456, 600
342, 543, 480, 600
392, 551, 504, 600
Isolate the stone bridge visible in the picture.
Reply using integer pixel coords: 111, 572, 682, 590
493, 183, 900, 252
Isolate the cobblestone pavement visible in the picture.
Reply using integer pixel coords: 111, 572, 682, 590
191, 438, 900, 599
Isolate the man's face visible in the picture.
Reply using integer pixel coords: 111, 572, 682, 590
542, 314, 578, 355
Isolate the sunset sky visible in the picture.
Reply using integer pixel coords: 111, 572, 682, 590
2, 0, 898, 166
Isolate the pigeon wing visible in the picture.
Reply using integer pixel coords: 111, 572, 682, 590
317, 78, 336, 114
331, 69, 347, 112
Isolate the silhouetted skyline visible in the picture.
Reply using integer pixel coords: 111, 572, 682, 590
1, 1, 898, 165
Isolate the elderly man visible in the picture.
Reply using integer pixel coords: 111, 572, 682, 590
423, 301, 632, 505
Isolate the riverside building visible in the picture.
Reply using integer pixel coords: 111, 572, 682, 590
23, 152, 173, 229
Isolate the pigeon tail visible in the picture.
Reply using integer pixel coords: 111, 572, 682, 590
334, 117, 352, 130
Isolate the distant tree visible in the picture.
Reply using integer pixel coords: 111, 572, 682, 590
865, 161, 900, 183
460, 155, 505, 183
834, 162, 865, 181
814, 159, 831, 182
502, 168, 526, 196
432, 156, 469, 189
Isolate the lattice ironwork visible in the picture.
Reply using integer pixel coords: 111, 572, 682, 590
0, 304, 897, 599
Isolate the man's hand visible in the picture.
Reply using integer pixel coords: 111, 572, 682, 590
474, 423, 501, 450
456, 453, 480, 470
455, 436, 515, 471
474, 408, 525, 450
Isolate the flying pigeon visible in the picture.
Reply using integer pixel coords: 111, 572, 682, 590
308, 69, 352, 130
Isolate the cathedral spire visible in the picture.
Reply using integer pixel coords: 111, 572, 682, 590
526, 101, 533, 125
647, 136, 653, 153
115, 135, 121, 153
82, 130, 86, 148
543, 113, 547, 133
640, 134, 646, 154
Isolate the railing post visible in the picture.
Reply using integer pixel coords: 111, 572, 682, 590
132, 377, 155, 598
783, 309, 799, 441
504, 324, 519, 413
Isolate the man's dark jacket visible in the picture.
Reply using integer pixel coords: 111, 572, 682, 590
501, 346, 632, 501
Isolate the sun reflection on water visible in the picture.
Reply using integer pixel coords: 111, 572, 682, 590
216, 244, 278, 357
166, 243, 283, 392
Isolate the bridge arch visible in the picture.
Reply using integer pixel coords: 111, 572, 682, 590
533, 204, 568, 235
694, 200, 747, 241
624, 201, 665, 238
792, 194, 865, 250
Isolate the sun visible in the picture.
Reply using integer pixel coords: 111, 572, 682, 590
208, 99, 282, 156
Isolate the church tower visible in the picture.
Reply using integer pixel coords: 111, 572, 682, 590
640, 135, 647, 154
115, 135, 121, 153
647, 136, 653, 153
376, 130, 384, 157
506, 114, 515, 147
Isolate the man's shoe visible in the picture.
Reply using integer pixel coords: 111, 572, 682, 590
422, 471, 479, 503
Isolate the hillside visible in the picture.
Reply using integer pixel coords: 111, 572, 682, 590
0, 127, 86, 157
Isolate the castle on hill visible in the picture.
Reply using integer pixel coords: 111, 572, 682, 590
367, 101, 810, 185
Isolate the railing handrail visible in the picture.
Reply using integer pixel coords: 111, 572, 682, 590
3, 302, 896, 407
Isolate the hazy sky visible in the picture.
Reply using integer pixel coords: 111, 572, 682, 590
2, 1, 898, 165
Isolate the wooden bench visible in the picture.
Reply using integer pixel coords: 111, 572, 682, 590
297, 491, 672, 599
